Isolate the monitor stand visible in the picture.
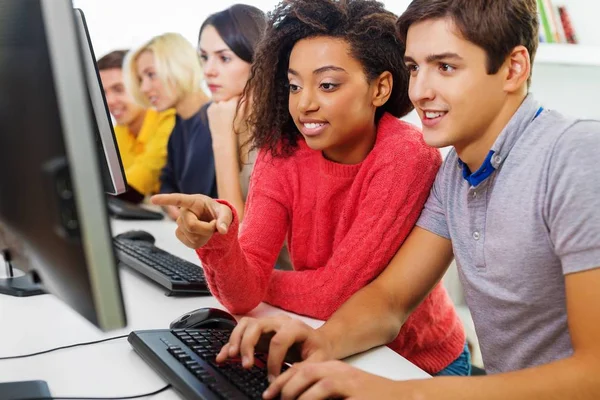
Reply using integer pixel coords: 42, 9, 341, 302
0, 249, 44, 297
0, 381, 51, 400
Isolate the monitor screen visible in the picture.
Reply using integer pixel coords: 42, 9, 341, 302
0, 0, 126, 331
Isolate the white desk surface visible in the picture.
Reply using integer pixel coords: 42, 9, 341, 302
0, 218, 428, 399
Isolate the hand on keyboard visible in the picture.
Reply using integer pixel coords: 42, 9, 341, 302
216, 315, 334, 380
151, 193, 233, 249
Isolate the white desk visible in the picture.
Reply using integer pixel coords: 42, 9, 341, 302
0, 218, 428, 399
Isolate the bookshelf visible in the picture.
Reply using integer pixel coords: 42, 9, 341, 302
535, 43, 600, 67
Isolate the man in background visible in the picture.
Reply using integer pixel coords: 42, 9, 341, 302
98, 50, 175, 203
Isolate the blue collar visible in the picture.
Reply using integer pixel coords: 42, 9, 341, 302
458, 150, 496, 187
458, 106, 544, 187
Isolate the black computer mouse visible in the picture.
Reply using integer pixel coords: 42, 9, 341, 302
115, 230, 155, 244
170, 307, 237, 330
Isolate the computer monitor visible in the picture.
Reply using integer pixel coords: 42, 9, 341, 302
0, 0, 126, 331
74, 8, 127, 196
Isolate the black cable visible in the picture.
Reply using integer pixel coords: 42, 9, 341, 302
0, 334, 129, 360
15, 384, 172, 400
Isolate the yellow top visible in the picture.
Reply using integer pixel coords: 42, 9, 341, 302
114, 108, 175, 195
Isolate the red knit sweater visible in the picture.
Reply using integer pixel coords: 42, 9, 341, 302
197, 114, 465, 373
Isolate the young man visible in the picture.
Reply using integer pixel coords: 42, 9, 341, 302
98, 50, 175, 203
193, 0, 600, 399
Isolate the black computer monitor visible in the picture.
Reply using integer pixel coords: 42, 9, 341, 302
74, 8, 128, 196
0, 0, 127, 331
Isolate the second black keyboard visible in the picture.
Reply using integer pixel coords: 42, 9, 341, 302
114, 237, 210, 296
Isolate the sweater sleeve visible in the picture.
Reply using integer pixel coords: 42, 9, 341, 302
265, 148, 442, 320
195, 151, 290, 314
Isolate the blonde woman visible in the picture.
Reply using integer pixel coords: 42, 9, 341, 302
125, 33, 210, 220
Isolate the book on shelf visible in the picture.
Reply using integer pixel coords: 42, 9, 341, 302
557, 5, 578, 44
537, 0, 578, 44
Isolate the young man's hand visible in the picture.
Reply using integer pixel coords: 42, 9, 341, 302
151, 193, 232, 249
264, 360, 408, 400
216, 315, 334, 380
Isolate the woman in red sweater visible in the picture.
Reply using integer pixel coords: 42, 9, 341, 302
153, 0, 467, 375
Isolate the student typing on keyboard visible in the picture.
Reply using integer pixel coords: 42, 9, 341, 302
152, 0, 468, 378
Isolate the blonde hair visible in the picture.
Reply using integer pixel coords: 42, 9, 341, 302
124, 33, 203, 108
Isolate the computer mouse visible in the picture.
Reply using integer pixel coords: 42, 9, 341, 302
114, 230, 155, 244
170, 307, 237, 330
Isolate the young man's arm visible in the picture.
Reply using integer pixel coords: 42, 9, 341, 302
318, 226, 454, 359
259, 208, 600, 400
343, 267, 585, 400
263, 278, 600, 400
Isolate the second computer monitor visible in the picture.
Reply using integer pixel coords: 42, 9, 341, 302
75, 8, 127, 196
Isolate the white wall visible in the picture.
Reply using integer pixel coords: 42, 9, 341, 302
73, 0, 281, 57
531, 64, 600, 120
75, 0, 598, 57
74, 0, 413, 58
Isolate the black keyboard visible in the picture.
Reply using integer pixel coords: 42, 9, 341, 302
114, 238, 210, 296
129, 329, 287, 400
107, 197, 164, 220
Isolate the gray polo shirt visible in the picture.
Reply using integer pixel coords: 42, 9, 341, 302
417, 95, 600, 374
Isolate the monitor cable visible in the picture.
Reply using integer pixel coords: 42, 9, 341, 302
14, 384, 172, 400
0, 334, 129, 360
0, 335, 173, 399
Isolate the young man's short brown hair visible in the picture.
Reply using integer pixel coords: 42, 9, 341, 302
397, 0, 539, 84
97, 49, 129, 71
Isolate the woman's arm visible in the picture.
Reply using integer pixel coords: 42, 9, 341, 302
196, 150, 290, 314
208, 99, 248, 220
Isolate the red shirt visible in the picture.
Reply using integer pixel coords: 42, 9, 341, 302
197, 114, 465, 373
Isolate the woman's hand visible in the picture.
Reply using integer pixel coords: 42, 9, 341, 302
163, 205, 181, 221
151, 193, 233, 249
207, 97, 240, 152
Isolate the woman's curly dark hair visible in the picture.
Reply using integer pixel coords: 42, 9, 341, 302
243, 0, 413, 157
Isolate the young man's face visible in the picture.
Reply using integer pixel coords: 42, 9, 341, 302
99, 68, 144, 126
404, 18, 508, 153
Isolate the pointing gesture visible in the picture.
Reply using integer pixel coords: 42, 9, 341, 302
151, 193, 233, 249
